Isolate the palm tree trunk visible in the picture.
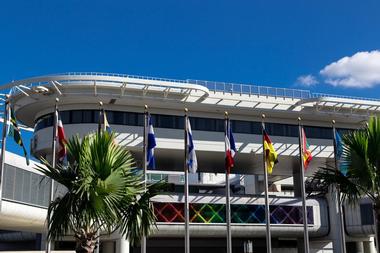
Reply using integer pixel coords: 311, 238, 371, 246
74, 229, 98, 253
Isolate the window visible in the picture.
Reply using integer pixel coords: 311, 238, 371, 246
360, 203, 374, 225
34, 109, 352, 140
113, 111, 125, 125
71, 111, 83, 124
82, 110, 93, 123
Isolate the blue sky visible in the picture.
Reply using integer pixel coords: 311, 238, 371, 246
1, 0, 380, 158
1, 0, 380, 98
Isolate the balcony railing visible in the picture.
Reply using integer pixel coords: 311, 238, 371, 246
7, 72, 380, 103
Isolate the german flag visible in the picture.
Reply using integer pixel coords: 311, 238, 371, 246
263, 129, 278, 174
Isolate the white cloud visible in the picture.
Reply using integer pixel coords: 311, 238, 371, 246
320, 50, 380, 88
295, 74, 318, 87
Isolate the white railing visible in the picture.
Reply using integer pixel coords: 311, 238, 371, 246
312, 92, 380, 102
6, 72, 380, 103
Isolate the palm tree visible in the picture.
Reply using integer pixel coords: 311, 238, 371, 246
37, 132, 164, 253
311, 116, 380, 245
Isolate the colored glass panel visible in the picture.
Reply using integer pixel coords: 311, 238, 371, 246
154, 202, 314, 225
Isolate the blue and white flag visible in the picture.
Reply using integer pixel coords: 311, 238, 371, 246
186, 118, 198, 173
335, 131, 347, 176
147, 115, 157, 169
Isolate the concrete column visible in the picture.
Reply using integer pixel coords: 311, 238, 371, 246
363, 237, 377, 253
243, 240, 253, 253
116, 237, 129, 253
356, 241, 364, 253
243, 175, 256, 194
326, 186, 346, 253
293, 160, 304, 253
103, 241, 115, 253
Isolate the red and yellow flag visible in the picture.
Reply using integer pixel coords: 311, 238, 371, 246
263, 130, 278, 174
302, 128, 313, 169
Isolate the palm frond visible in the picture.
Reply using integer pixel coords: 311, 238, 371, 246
38, 131, 166, 244
311, 116, 380, 204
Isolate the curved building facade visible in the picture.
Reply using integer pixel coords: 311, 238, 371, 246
0, 73, 378, 253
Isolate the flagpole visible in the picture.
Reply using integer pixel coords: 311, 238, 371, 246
332, 120, 347, 253
141, 105, 148, 253
46, 97, 59, 253
184, 108, 190, 253
261, 114, 272, 253
98, 101, 103, 134
225, 111, 232, 253
95, 101, 104, 253
297, 117, 310, 253
0, 95, 10, 211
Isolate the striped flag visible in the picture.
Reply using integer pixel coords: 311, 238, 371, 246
225, 120, 236, 174
8, 107, 29, 165
56, 111, 67, 162
186, 118, 197, 173
147, 115, 156, 169
302, 128, 313, 169
263, 129, 278, 174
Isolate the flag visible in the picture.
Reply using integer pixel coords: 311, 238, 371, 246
103, 110, 111, 133
56, 111, 67, 162
302, 128, 313, 169
147, 115, 156, 169
263, 129, 278, 174
335, 131, 348, 176
186, 118, 197, 173
225, 120, 237, 174
8, 107, 29, 165
98, 109, 111, 134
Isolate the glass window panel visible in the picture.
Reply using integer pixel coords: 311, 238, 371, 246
82, 110, 93, 123
126, 112, 137, 125
113, 111, 125, 125
60, 111, 70, 124
71, 111, 82, 124
33, 110, 351, 140
201, 118, 216, 131
137, 114, 144, 126
250, 122, 260, 135
157, 115, 175, 128
215, 119, 224, 132
175, 116, 184, 129
94, 110, 100, 123
360, 203, 374, 225
233, 120, 251, 134
45, 114, 53, 128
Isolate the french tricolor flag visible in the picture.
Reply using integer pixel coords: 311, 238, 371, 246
147, 115, 157, 169
225, 120, 237, 174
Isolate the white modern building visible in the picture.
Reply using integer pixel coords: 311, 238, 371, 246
0, 73, 378, 253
